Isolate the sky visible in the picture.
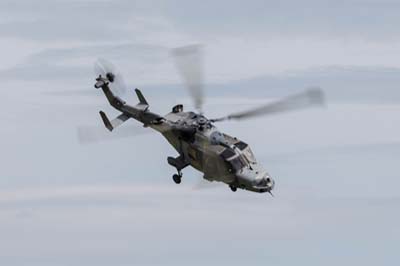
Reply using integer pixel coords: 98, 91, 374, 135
1, 0, 400, 265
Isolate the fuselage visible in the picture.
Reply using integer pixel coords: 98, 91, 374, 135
152, 108, 275, 193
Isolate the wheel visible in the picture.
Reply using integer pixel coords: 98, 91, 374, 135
229, 185, 237, 192
173, 174, 181, 184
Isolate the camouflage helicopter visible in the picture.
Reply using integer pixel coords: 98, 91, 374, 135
90, 46, 323, 195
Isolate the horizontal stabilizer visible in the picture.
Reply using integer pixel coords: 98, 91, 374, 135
99, 111, 130, 132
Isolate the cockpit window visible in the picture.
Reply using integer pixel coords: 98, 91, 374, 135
234, 141, 256, 163
220, 146, 254, 172
234, 141, 248, 150
242, 147, 256, 163
229, 156, 247, 171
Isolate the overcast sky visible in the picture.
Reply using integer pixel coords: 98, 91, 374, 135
1, 1, 400, 265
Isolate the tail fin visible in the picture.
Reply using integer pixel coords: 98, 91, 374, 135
134, 88, 149, 111
99, 111, 130, 132
135, 88, 148, 105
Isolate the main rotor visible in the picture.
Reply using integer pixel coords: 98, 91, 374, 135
171, 45, 324, 124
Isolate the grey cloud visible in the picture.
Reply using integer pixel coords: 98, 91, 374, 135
2, 0, 400, 42
0, 0, 145, 20
209, 66, 400, 104
0, 0, 163, 41
0, 64, 89, 82
0, 19, 128, 41
160, 0, 400, 40
4, 58, 400, 106
0, 43, 168, 84
267, 141, 400, 162
0, 186, 399, 266
28, 43, 168, 64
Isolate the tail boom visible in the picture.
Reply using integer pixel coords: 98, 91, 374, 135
95, 75, 163, 130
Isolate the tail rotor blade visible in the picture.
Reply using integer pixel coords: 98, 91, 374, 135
94, 58, 128, 97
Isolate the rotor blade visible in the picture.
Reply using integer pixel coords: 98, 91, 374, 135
77, 124, 151, 145
211, 88, 324, 122
171, 45, 205, 112
94, 58, 128, 97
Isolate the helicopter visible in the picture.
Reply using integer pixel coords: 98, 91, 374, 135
90, 45, 324, 194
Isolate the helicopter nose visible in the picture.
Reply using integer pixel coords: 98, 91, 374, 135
265, 177, 275, 191
254, 175, 275, 192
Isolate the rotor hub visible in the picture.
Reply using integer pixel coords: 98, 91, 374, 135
197, 117, 207, 126
106, 72, 115, 82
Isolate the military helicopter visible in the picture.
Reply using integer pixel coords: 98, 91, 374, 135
90, 45, 323, 194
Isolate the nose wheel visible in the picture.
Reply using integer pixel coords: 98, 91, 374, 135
229, 185, 237, 192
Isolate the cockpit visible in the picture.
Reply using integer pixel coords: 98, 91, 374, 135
219, 140, 256, 172
234, 141, 256, 163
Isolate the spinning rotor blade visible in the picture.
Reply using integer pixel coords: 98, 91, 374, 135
211, 88, 324, 122
77, 121, 173, 144
192, 178, 221, 191
172, 45, 205, 112
94, 58, 128, 97
77, 124, 151, 144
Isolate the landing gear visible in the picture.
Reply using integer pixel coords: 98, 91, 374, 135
172, 173, 182, 184
229, 185, 237, 192
168, 156, 188, 185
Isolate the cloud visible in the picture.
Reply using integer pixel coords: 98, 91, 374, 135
3, 0, 400, 85
160, 0, 400, 41
0, 43, 169, 86
3, 58, 400, 107
5, 0, 400, 43
207, 66, 400, 104
28, 43, 168, 64
0, 184, 399, 266
0, 0, 183, 45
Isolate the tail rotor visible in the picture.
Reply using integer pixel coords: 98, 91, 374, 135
94, 58, 128, 97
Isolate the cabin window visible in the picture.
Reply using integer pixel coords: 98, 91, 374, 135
220, 148, 236, 160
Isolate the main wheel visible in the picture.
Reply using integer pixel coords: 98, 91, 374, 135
229, 185, 237, 192
173, 174, 181, 184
